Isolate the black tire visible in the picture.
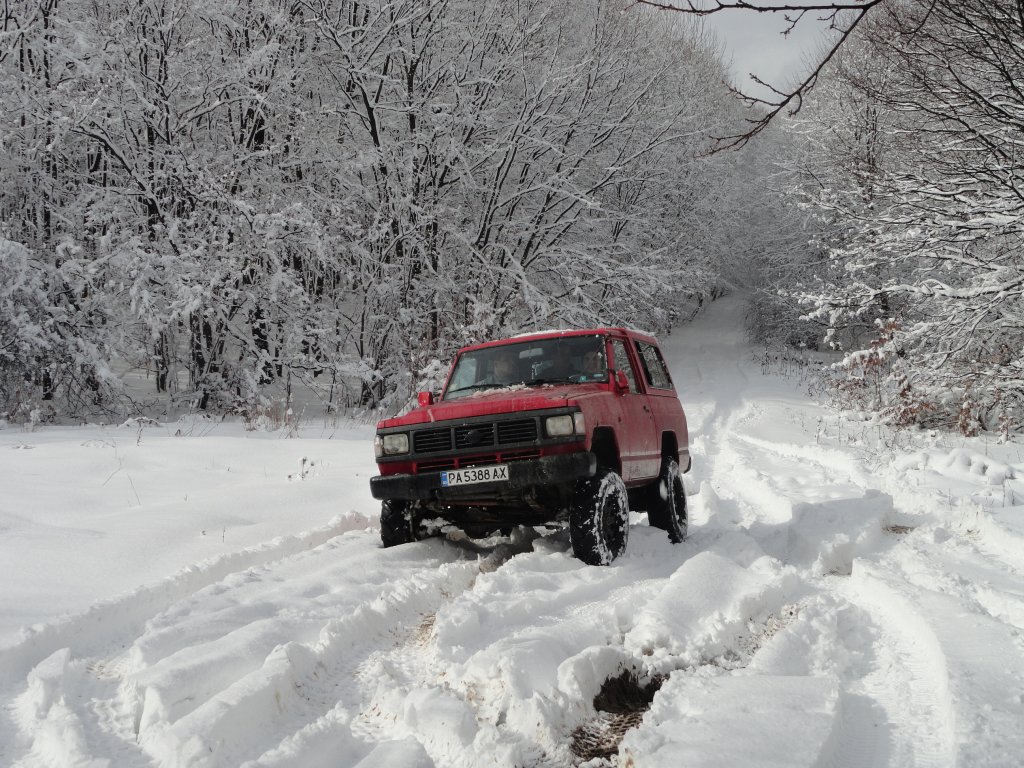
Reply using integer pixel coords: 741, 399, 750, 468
380, 499, 426, 547
569, 468, 630, 565
647, 459, 687, 543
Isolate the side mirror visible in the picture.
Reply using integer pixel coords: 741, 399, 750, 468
417, 391, 434, 407
613, 370, 630, 394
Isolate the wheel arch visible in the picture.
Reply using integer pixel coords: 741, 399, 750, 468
660, 431, 679, 465
589, 426, 621, 475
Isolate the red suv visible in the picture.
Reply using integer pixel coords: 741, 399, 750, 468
370, 329, 690, 564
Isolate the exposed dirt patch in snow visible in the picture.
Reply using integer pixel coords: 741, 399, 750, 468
570, 670, 664, 764
411, 613, 437, 648
884, 524, 917, 535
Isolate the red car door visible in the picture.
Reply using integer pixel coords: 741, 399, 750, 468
607, 336, 658, 482
633, 338, 687, 469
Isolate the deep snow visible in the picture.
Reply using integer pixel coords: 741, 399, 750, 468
2, 295, 1023, 767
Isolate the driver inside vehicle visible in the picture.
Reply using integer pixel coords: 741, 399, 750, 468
480, 347, 519, 386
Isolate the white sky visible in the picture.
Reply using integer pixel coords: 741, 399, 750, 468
698, 5, 838, 100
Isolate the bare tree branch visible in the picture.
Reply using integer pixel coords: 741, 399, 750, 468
632, 0, 886, 149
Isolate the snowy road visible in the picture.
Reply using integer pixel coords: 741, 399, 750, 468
2, 296, 1024, 767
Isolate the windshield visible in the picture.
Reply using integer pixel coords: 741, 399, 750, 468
443, 335, 608, 400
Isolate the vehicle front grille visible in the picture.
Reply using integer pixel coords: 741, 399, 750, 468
454, 423, 495, 449
417, 457, 459, 472
500, 449, 541, 462
497, 419, 538, 444
413, 428, 452, 454
457, 453, 499, 468
417, 449, 542, 473
410, 415, 548, 459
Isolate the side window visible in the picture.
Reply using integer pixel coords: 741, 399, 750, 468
636, 342, 673, 390
609, 339, 638, 393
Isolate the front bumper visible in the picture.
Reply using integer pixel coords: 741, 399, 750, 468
369, 451, 597, 502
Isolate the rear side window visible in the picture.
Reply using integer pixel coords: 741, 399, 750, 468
636, 342, 673, 390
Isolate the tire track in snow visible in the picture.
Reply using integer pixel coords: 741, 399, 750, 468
885, 525, 1024, 631
834, 567, 959, 768
341, 550, 668, 768
0, 512, 373, 689
147, 556, 481, 768
729, 414, 1024, 634
599, 301, 853, 763
0, 514, 378, 767
684, 351, 958, 768
959, 505, 1024, 579
157, 534, 553, 768
722, 419, 1024, 768
4, 647, 154, 768
673, 346, 759, 533
1, 530, 480, 768
245, 543, 546, 768
333, 529, 786, 768
720, 455, 945, 768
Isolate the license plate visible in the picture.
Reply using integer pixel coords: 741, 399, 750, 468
440, 464, 510, 487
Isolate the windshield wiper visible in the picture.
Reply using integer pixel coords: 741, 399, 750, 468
523, 377, 575, 386
446, 377, 573, 398
445, 382, 521, 396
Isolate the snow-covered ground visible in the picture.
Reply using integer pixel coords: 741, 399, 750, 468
2, 295, 1023, 768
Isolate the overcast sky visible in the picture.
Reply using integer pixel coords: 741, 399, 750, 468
697, 6, 839, 100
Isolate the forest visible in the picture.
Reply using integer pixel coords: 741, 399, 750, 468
1, 0, 1022, 435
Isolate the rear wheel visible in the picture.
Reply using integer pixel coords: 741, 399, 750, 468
647, 459, 687, 543
569, 468, 629, 565
380, 499, 428, 547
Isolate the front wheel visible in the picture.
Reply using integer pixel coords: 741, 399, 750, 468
380, 499, 428, 547
569, 469, 629, 565
647, 459, 687, 543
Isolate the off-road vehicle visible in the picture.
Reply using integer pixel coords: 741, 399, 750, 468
370, 329, 690, 564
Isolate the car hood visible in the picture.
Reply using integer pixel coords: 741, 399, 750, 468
377, 383, 607, 429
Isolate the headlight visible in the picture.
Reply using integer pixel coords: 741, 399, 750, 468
375, 432, 409, 457
546, 414, 581, 437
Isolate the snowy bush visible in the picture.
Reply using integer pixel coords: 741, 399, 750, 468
0, 240, 122, 420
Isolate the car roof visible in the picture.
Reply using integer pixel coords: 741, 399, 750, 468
457, 327, 658, 355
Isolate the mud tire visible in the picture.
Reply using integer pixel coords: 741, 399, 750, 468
380, 499, 427, 547
569, 469, 629, 565
647, 459, 687, 543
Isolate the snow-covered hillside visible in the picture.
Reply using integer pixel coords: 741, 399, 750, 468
2, 296, 1023, 768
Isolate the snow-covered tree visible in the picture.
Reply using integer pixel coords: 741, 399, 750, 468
1, 0, 757, 419
795, 0, 1024, 432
